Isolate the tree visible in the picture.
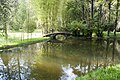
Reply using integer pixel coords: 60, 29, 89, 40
0, 0, 17, 39
29, 0, 119, 38
114, 0, 119, 36
23, 19, 36, 33
10, 0, 27, 31
30, 0, 64, 33
107, 0, 112, 36
63, 0, 91, 37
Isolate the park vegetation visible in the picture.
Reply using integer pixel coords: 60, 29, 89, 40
76, 65, 120, 80
31, 0, 120, 38
0, 0, 119, 40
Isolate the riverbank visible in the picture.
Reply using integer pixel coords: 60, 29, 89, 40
0, 37, 50, 50
76, 65, 120, 80
103, 32, 120, 38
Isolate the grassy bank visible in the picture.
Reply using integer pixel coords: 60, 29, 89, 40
0, 37, 50, 50
103, 32, 120, 38
76, 65, 120, 80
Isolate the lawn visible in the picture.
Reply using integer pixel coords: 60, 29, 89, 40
0, 32, 51, 50
103, 31, 120, 38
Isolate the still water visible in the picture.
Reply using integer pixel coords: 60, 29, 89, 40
0, 38, 120, 80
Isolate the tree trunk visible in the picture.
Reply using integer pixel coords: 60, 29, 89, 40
82, 0, 85, 20
91, 0, 94, 19
88, 0, 94, 38
114, 0, 119, 37
107, 1, 111, 37
4, 22, 8, 40
98, 4, 103, 38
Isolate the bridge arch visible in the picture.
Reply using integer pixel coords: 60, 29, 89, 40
43, 32, 72, 40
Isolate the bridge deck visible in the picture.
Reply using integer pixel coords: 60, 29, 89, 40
43, 32, 72, 37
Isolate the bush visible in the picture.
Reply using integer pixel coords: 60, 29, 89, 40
76, 65, 120, 80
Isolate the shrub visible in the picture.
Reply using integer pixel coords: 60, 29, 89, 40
76, 65, 120, 80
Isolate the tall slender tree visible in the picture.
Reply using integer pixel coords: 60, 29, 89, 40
0, 0, 18, 39
114, 0, 119, 36
107, 0, 112, 37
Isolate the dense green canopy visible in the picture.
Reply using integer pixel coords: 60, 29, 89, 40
0, 0, 119, 38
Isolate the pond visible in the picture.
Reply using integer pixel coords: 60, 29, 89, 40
0, 38, 120, 80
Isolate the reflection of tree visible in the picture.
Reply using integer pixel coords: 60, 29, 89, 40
17, 52, 21, 80
41, 39, 119, 79
114, 40, 120, 62
105, 39, 120, 62
61, 61, 110, 79
0, 48, 32, 80
1, 52, 12, 79
42, 39, 118, 63
115, 40, 120, 53
112, 39, 116, 61
31, 60, 61, 80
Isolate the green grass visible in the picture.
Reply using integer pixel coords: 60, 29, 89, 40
0, 37, 50, 50
76, 65, 120, 80
103, 32, 120, 38
92, 32, 120, 39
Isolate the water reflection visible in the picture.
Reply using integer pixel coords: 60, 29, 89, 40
0, 47, 34, 80
0, 39, 120, 80
61, 64, 77, 80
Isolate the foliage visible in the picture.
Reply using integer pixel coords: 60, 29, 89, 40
9, 0, 27, 31
30, 0, 71, 33
0, 0, 15, 22
63, 0, 120, 38
23, 19, 36, 33
76, 65, 120, 80
64, 0, 92, 36
8, 0, 37, 35
0, 0, 18, 39
0, 0, 118, 38
66, 21, 87, 33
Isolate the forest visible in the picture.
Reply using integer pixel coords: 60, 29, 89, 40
0, 0, 119, 40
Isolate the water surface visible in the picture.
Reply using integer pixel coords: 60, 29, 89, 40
0, 38, 120, 80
